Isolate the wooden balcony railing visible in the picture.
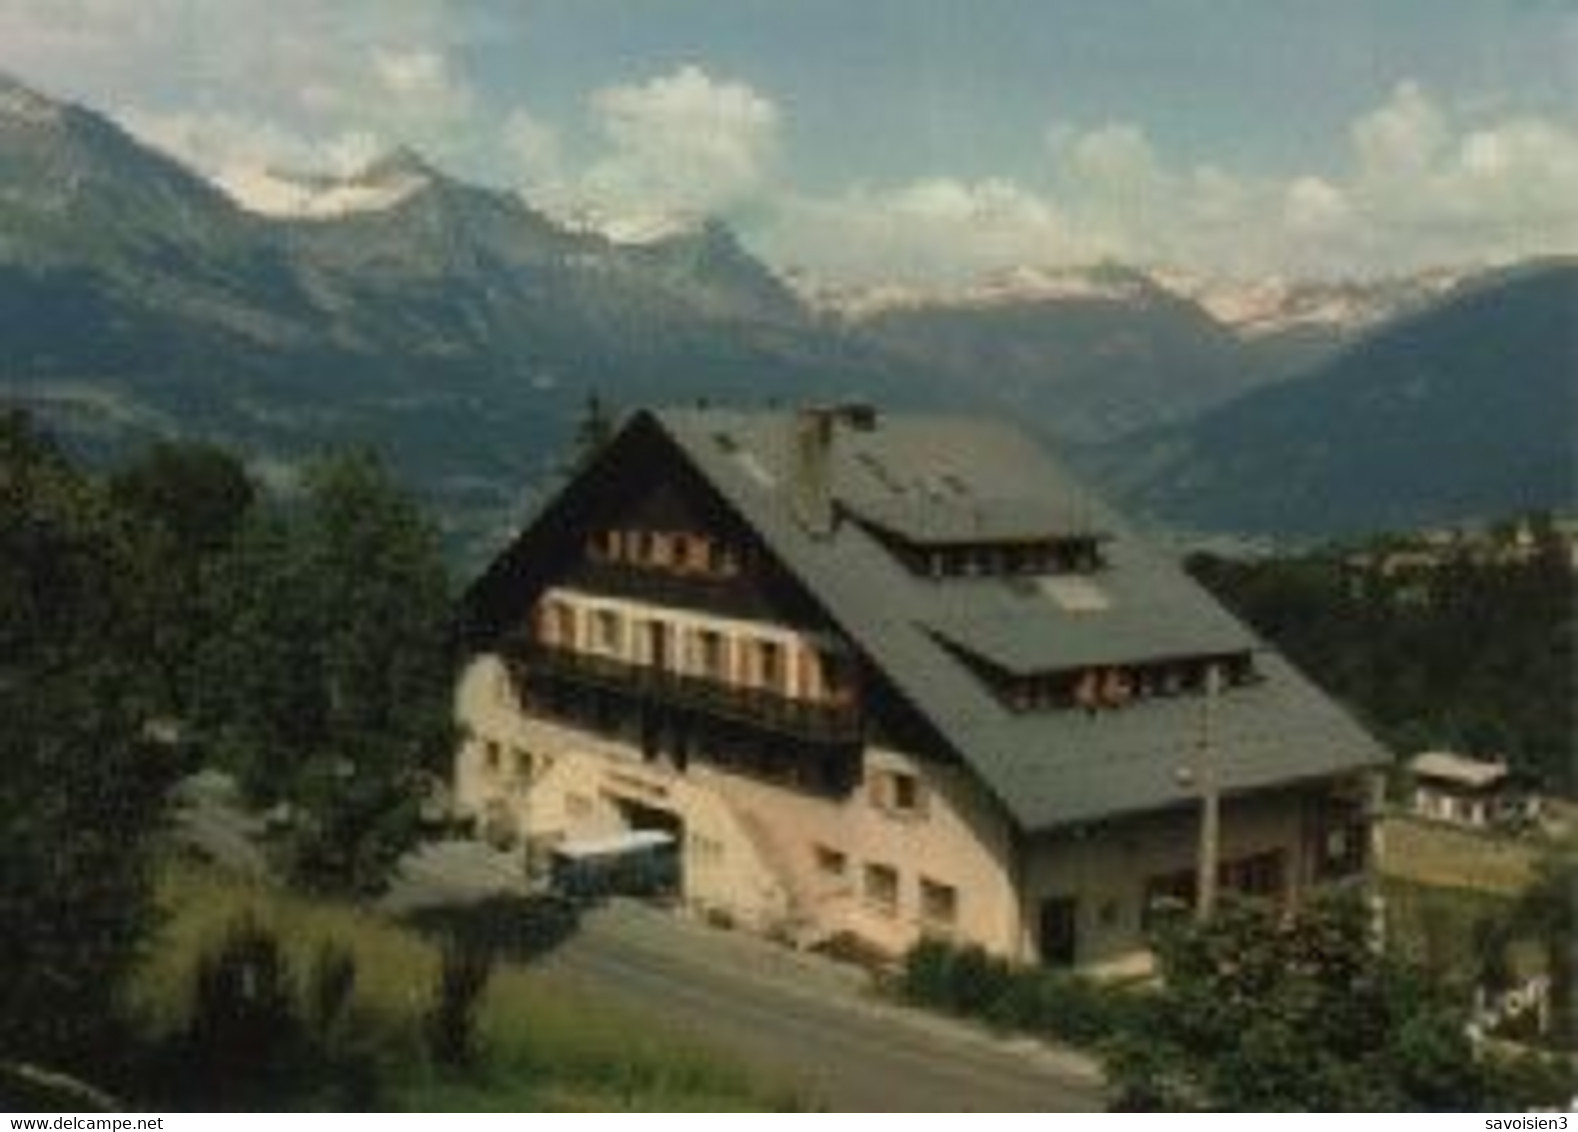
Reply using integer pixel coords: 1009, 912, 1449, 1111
509, 641, 863, 746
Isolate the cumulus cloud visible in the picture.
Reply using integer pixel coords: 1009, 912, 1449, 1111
575, 64, 780, 220
1027, 84, 1578, 278
501, 107, 565, 194
766, 177, 1091, 284
1, 0, 487, 209
2, 2, 1573, 282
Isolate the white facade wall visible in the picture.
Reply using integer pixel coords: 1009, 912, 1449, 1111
454, 651, 1019, 954
456, 645, 1357, 969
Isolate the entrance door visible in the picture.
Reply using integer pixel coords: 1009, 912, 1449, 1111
611, 798, 684, 896
1038, 895, 1079, 967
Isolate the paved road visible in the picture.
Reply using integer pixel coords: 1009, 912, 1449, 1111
537, 900, 1107, 1112
168, 778, 1105, 1111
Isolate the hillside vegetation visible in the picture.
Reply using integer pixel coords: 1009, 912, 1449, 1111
127, 859, 794, 1111
1100, 262, 1578, 536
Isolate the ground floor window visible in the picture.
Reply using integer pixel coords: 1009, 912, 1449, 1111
814, 844, 848, 879
863, 862, 899, 914
1038, 895, 1079, 967
919, 878, 959, 927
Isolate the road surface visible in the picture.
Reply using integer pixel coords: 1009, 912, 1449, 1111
170, 779, 1106, 1111
537, 900, 1107, 1112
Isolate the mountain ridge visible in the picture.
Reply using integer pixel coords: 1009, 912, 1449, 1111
1086, 259, 1578, 537
0, 70, 1565, 553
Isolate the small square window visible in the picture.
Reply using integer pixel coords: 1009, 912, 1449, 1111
920, 878, 958, 926
864, 863, 899, 912
814, 844, 847, 877
483, 740, 501, 772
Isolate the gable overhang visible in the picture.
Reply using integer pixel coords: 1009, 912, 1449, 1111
459, 409, 976, 801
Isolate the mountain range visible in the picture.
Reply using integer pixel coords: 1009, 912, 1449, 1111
1086, 259, 1576, 537
0, 72, 1568, 554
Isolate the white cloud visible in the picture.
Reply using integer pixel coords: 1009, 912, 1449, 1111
1023, 86, 1578, 279
766, 177, 1090, 284
1351, 80, 1449, 184
1283, 176, 1351, 233
1336, 83, 1578, 267
369, 47, 473, 121
501, 107, 564, 192
3, 3, 1573, 282
578, 64, 780, 218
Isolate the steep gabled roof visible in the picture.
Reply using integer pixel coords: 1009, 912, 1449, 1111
467, 407, 1389, 831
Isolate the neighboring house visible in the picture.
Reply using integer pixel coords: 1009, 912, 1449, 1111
1409, 751, 1540, 828
455, 406, 1387, 973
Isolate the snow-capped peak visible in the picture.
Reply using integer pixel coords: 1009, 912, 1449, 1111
0, 72, 64, 127
1156, 266, 1472, 337
555, 203, 708, 246
218, 148, 437, 219
796, 262, 1156, 320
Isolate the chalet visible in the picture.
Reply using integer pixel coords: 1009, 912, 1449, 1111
455, 406, 1387, 972
1408, 750, 1540, 829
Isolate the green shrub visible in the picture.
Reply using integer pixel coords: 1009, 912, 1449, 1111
898, 938, 1140, 1048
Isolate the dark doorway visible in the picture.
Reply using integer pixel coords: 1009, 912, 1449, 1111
1039, 895, 1079, 967
614, 797, 683, 840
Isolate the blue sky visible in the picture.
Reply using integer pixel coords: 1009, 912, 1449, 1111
2, 0, 1573, 281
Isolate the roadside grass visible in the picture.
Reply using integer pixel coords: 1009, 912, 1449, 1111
130, 857, 799, 1111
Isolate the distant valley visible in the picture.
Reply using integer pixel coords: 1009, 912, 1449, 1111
1, 72, 1568, 558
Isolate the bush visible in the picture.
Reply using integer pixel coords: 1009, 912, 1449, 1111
147, 916, 383, 1110
898, 938, 1137, 1047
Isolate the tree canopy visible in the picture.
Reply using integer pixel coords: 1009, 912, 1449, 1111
1188, 531, 1574, 793
1106, 892, 1574, 1111
0, 412, 171, 1073
192, 449, 455, 894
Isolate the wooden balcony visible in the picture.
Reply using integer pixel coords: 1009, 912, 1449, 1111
509, 640, 863, 747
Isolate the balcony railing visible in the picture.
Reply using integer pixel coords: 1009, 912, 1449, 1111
509, 641, 863, 746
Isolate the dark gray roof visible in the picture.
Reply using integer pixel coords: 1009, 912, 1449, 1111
650, 407, 1389, 831
850, 496, 1094, 545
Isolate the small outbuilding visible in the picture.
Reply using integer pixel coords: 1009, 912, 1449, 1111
1408, 751, 1539, 828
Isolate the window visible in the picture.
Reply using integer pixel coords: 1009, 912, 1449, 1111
757, 639, 784, 691
864, 863, 899, 913
1143, 869, 1196, 928
672, 534, 692, 570
871, 770, 927, 817
483, 740, 501, 773
592, 609, 622, 654
1222, 850, 1286, 899
513, 747, 532, 779
707, 540, 735, 576
544, 600, 576, 648
814, 844, 848, 878
920, 878, 958, 926
820, 651, 853, 701
696, 629, 726, 679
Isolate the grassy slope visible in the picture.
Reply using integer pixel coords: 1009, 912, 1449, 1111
1376, 815, 1545, 983
131, 858, 797, 1111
